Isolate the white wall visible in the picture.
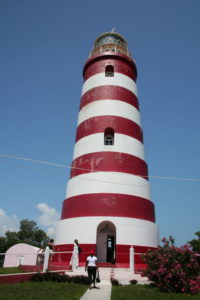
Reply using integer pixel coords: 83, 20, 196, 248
55, 216, 159, 247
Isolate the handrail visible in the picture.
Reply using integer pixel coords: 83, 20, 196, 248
0, 251, 73, 255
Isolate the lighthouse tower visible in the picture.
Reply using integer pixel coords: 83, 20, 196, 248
55, 32, 159, 266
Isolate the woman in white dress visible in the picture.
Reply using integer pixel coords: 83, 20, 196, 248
69, 239, 79, 271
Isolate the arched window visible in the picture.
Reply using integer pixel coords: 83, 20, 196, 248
104, 127, 114, 145
105, 65, 114, 77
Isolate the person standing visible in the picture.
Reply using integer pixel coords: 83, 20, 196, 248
69, 239, 79, 271
42, 239, 54, 272
48, 239, 54, 263
85, 251, 98, 289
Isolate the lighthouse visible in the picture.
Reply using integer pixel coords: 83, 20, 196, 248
55, 32, 159, 266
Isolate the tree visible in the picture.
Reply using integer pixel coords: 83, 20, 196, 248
0, 237, 7, 254
0, 219, 49, 254
17, 219, 48, 247
5, 231, 19, 249
0, 237, 7, 266
189, 231, 200, 253
0, 231, 19, 266
18, 219, 38, 242
34, 229, 49, 247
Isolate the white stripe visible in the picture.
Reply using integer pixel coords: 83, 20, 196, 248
73, 133, 145, 161
77, 100, 141, 126
66, 172, 151, 200
82, 72, 137, 96
55, 216, 159, 246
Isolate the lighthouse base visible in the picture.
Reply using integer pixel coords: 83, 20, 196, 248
54, 216, 159, 267
52, 243, 156, 268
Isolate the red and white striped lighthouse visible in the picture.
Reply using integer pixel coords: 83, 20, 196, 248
55, 32, 159, 266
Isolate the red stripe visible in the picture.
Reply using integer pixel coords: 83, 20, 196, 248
53, 244, 156, 264
70, 152, 148, 179
80, 86, 139, 110
83, 52, 137, 81
83, 57, 136, 81
61, 193, 155, 222
116, 244, 156, 264
76, 116, 143, 143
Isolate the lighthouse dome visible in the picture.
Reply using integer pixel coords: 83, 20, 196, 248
91, 31, 130, 57
94, 32, 127, 48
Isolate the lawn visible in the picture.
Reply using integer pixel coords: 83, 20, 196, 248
0, 282, 88, 300
0, 267, 27, 274
111, 285, 200, 300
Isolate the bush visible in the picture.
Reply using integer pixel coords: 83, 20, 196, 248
72, 275, 90, 285
143, 236, 200, 294
130, 279, 138, 285
30, 272, 70, 282
30, 272, 90, 285
111, 276, 120, 286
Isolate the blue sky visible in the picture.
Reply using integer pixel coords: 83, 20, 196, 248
0, 0, 200, 245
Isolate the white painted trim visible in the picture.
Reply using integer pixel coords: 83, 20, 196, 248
82, 72, 138, 96
77, 100, 141, 126
73, 133, 145, 160
66, 172, 151, 201
55, 216, 159, 246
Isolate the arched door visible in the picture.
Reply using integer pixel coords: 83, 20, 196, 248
96, 221, 116, 263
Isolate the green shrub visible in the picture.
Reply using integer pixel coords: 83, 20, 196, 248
143, 236, 200, 294
72, 275, 90, 285
111, 276, 120, 286
129, 279, 138, 285
30, 272, 90, 285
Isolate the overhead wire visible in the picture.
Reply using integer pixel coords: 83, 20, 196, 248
0, 153, 200, 184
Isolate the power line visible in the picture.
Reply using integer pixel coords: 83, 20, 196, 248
0, 153, 101, 173
0, 159, 67, 177
0, 153, 200, 182
0, 153, 67, 168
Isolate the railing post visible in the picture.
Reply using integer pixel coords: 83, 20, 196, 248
43, 247, 50, 273
130, 246, 134, 273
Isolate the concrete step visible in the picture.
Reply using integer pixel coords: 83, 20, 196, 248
112, 268, 149, 285
65, 267, 149, 285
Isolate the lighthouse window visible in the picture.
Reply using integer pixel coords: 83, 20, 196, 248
105, 65, 114, 77
104, 127, 114, 145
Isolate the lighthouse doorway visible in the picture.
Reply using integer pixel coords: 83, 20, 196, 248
96, 221, 116, 263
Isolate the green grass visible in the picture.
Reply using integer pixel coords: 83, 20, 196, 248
111, 285, 200, 300
0, 267, 27, 274
0, 282, 88, 300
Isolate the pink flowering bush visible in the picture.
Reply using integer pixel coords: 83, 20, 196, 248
143, 236, 200, 294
